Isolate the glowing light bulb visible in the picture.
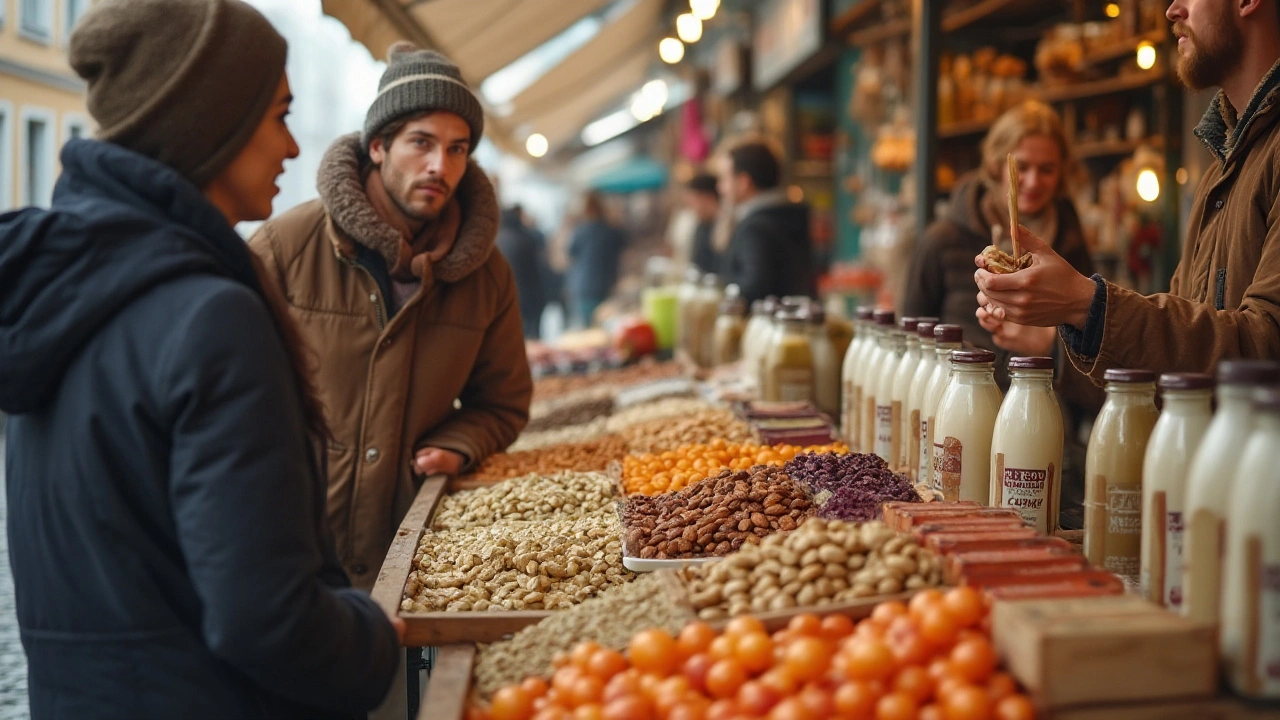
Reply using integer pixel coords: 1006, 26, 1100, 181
659, 37, 684, 64
1137, 169, 1160, 202
690, 0, 718, 21
1136, 42, 1157, 71
642, 79, 669, 109
676, 13, 702, 43
525, 133, 548, 158
1105, 3, 1120, 18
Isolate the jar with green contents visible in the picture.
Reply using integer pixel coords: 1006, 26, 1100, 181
762, 307, 814, 402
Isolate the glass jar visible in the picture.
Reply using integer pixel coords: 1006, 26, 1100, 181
922, 325, 964, 492
742, 297, 779, 392
860, 309, 896, 455
893, 317, 935, 473
872, 315, 907, 464
906, 320, 939, 484
762, 308, 814, 402
713, 296, 747, 366
693, 275, 724, 367
1141, 373, 1213, 609
1184, 360, 1280, 624
1222, 386, 1280, 700
808, 304, 841, 417
990, 356, 1064, 534
932, 349, 1003, 502
1085, 368, 1160, 590
676, 268, 702, 360
842, 306, 876, 449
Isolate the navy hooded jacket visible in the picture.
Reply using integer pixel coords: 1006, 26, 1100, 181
0, 139, 399, 719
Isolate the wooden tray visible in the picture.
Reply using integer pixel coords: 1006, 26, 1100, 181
419, 644, 475, 720
372, 475, 553, 646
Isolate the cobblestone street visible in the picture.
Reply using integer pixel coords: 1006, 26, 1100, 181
0, 422, 30, 719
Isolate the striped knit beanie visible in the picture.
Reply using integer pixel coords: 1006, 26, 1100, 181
362, 42, 484, 153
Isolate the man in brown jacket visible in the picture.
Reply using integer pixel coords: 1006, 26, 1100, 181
973, 0, 1280, 379
250, 43, 531, 590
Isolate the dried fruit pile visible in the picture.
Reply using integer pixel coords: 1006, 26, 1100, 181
622, 441, 849, 496
785, 452, 922, 522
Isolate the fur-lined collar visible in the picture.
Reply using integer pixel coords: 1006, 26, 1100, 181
316, 133, 498, 283
1195, 58, 1280, 164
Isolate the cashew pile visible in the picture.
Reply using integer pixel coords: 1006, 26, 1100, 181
620, 409, 755, 455
403, 510, 631, 612
431, 471, 617, 531
680, 518, 943, 620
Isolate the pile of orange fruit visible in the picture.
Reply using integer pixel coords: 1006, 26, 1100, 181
622, 440, 849, 496
471, 586, 1037, 720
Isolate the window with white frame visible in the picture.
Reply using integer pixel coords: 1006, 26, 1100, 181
20, 0, 53, 42
62, 113, 88, 147
63, 0, 87, 42
0, 102, 14, 212
21, 107, 56, 208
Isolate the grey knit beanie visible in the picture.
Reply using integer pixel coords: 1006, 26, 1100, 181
69, 0, 286, 187
362, 43, 484, 153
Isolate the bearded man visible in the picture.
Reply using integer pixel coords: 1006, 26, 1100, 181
250, 44, 531, 591
971, 0, 1280, 380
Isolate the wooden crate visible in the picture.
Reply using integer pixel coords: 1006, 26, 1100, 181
419, 644, 475, 720
371, 476, 553, 647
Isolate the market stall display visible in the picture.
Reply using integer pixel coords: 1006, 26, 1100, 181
621, 441, 848, 496
466, 435, 630, 483
785, 452, 921, 522
530, 360, 686, 402
618, 408, 754, 455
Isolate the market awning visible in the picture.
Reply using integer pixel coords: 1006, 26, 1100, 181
588, 156, 669, 193
524, 48, 652, 150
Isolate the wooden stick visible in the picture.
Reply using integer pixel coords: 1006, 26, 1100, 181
1007, 153, 1020, 260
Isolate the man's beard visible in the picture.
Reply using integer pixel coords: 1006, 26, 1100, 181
1174, 15, 1243, 91
382, 165, 453, 223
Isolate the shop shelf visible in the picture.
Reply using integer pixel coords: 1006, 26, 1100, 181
1038, 68, 1166, 104
938, 118, 995, 139
1084, 29, 1170, 66
1075, 135, 1164, 160
847, 17, 912, 46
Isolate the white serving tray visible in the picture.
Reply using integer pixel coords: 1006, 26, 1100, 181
622, 553, 722, 573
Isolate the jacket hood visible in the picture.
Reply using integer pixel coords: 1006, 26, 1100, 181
0, 139, 259, 414
942, 172, 995, 240
316, 133, 498, 283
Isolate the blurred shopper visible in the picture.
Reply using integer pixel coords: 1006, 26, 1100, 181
904, 101, 1094, 363
497, 203, 548, 338
685, 172, 722, 274
976, 0, 1280, 379
719, 141, 817, 304
567, 192, 627, 327
0, 1, 400, 717
250, 44, 531, 592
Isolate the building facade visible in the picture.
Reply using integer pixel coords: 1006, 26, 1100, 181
0, 0, 90, 211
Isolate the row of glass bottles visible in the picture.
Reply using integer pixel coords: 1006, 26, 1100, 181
735, 296, 851, 412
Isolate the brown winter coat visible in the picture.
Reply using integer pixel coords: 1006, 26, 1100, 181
249, 134, 531, 589
1064, 67, 1280, 381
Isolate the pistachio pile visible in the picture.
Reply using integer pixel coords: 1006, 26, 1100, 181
431, 471, 617, 531
620, 408, 755, 455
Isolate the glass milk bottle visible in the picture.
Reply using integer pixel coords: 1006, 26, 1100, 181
1222, 386, 1280, 700
873, 317, 907, 464
841, 307, 875, 447
923, 325, 964, 492
808, 305, 841, 418
990, 357, 1064, 534
1141, 373, 1213, 609
1184, 360, 1280, 624
893, 317, 936, 473
1085, 369, 1160, 590
743, 297, 779, 390
762, 308, 814, 402
906, 321, 939, 484
932, 349, 1003, 503
860, 310, 896, 454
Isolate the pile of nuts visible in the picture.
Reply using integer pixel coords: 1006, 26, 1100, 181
525, 392, 614, 433
508, 417, 610, 453
622, 441, 849, 495
681, 518, 943, 619
604, 397, 720, 434
465, 434, 630, 483
620, 408, 755, 455
532, 361, 684, 401
472, 572, 693, 698
431, 471, 617, 531
622, 466, 813, 560
402, 510, 630, 612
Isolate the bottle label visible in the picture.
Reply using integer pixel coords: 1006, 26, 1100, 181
999, 463, 1053, 534
777, 368, 814, 402
907, 409, 921, 481
843, 380, 858, 445
1105, 484, 1142, 586
875, 403, 894, 462
937, 436, 963, 502
1165, 510, 1185, 609
919, 417, 932, 488
1257, 548, 1280, 691
1185, 509, 1225, 623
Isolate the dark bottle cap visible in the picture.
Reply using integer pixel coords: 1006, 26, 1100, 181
1253, 385, 1280, 412
1159, 373, 1214, 391
1103, 368, 1157, 384
873, 309, 896, 327
915, 316, 941, 325
1218, 360, 1280, 386
856, 306, 874, 320
900, 317, 920, 333
917, 321, 939, 339
934, 324, 964, 343
1009, 356, 1055, 370
951, 349, 996, 364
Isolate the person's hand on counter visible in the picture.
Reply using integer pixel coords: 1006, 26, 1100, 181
976, 308, 1059, 356
974, 224, 1096, 330
414, 447, 465, 477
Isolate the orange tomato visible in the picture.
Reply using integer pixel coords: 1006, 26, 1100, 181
788, 614, 824, 637
841, 638, 896, 683
683, 653, 715, 693
870, 601, 908, 629
601, 695, 655, 720
949, 639, 997, 684
757, 668, 798, 698
919, 704, 946, 720
919, 606, 960, 648
726, 616, 768, 638
942, 587, 985, 630
467, 705, 494, 720
993, 694, 1036, 720
668, 699, 711, 720
705, 699, 739, 720
553, 667, 584, 695
797, 683, 835, 718
521, 677, 551, 700
706, 659, 749, 699
783, 637, 832, 684
767, 697, 816, 720
942, 686, 992, 720
574, 705, 605, 720
833, 681, 879, 719
679, 623, 719, 657
986, 672, 1017, 702
908, 590, 945, 622
734, 632, 776, 674
629, 629, 680, 677
491, 685, 536, 720
533, 708, 573, 720
603, 672, 644, 704
874, 692, 917, 720
570, 675, 605, 706
736, 680, 781, 716
820, 614, 856, 641
709, 635, 738, 661
588, 649, 630, 681
892, 665, 934, 704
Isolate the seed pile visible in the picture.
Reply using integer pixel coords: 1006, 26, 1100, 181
465, 434, 630, 482
508, 417, 611, 452
604, 397, 721, 434
681, 518, 943, 619
472, 572, 693, 698
622, 466, 813, 560
431, 471, 617, 531
525, 393, 614, 433
620, 409, 755, 455
784, 452, 922, 522
403, 510, 629, 612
